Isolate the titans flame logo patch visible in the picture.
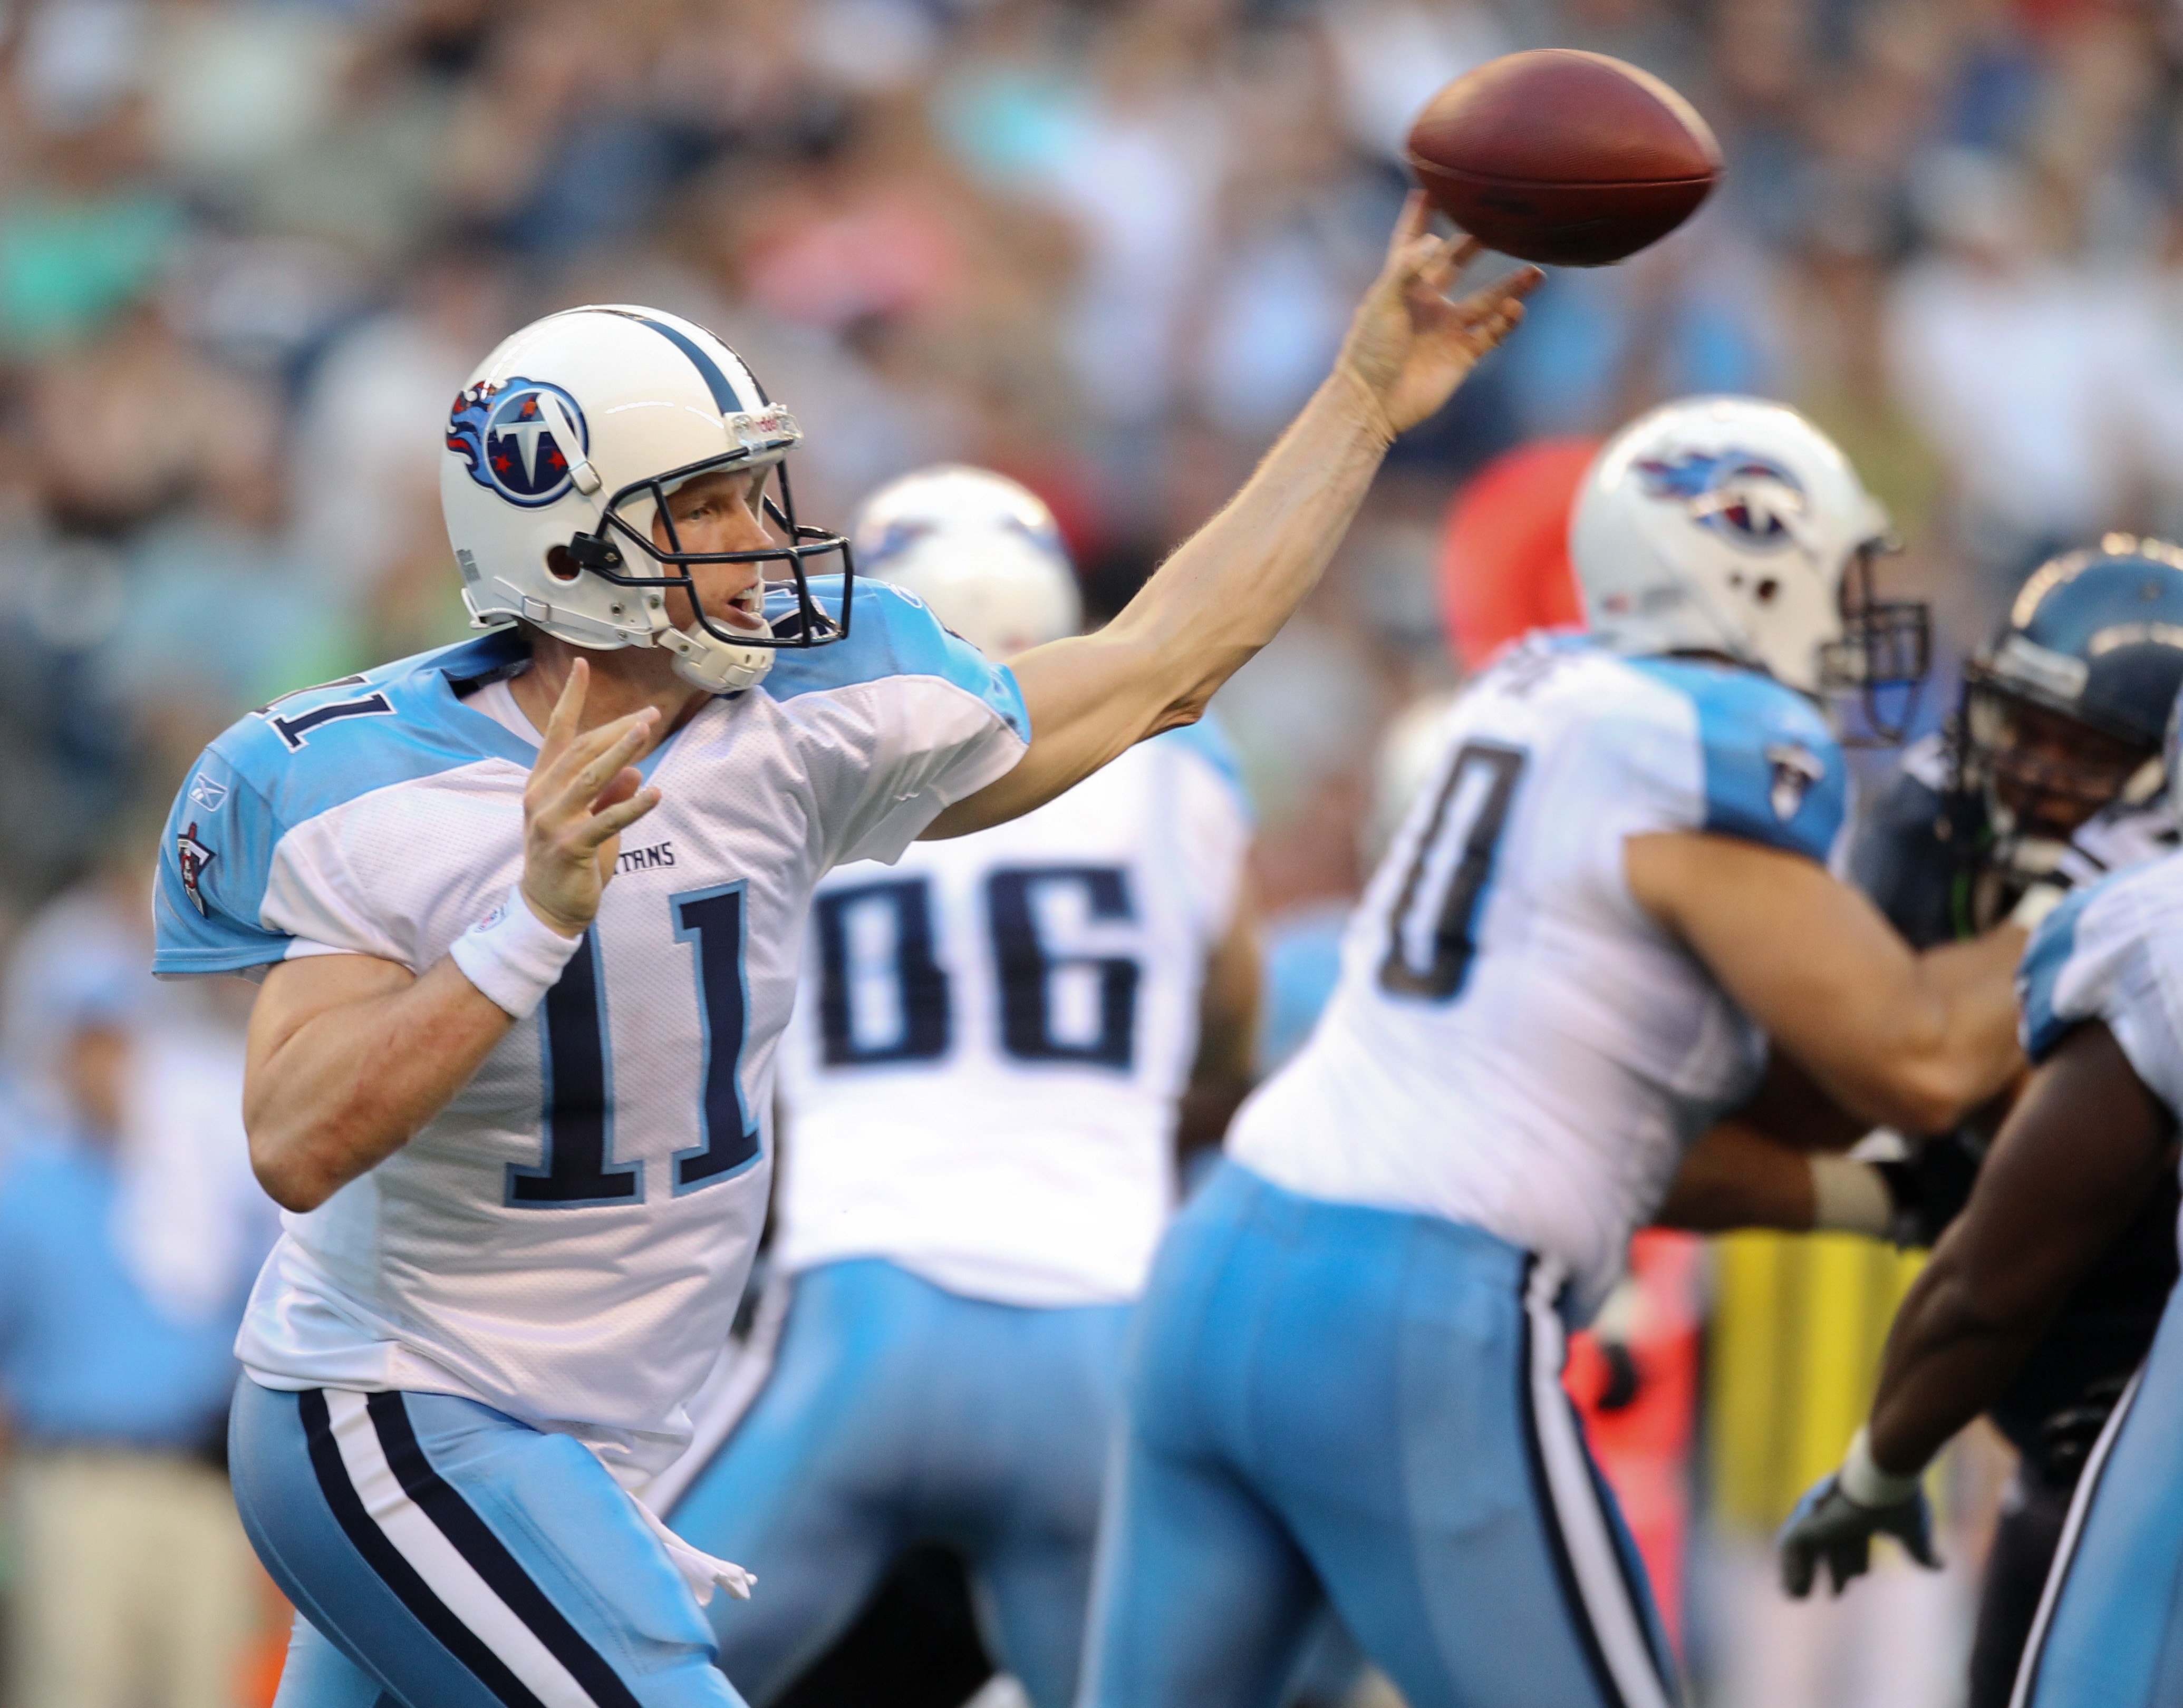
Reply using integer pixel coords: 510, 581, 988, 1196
447, 377, 590, 509
1637, 450, 1807, 552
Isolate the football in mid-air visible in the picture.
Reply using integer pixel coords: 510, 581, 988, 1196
1406, 50, 1721, 267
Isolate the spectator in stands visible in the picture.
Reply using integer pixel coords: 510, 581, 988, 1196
0, 897, 273, 1708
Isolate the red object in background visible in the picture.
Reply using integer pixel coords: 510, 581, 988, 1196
1436, 436, 1596, 670
1562, 1231, 1704, 1657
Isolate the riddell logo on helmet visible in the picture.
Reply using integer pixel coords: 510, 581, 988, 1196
1636, 450, 1805, 552
446, 378, 590, 508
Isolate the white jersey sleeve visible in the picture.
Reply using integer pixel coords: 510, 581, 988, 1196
150, 590, 1027, 1482
775, 719, 1252, 1305
2018, 853, 2183, 1115
1227, 638, 1845, 1316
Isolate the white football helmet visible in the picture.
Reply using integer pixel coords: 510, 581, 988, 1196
850, 465, 1080, 658
440, 304, 852, 695
1570, 395, 1928, 736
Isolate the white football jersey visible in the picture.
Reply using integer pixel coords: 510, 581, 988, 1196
774, 722, 1251, 1307
2020, 851, 2183, 1127
152, 583, 1026, 1480
1229, 636, 1848, 1316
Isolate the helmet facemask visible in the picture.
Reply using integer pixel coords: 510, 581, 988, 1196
1959, 670, 2161, 859
558, 409, 854, 694
1815, 542, 1930, 744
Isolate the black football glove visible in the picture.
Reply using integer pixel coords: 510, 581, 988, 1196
1778, 1472, 1940, 1598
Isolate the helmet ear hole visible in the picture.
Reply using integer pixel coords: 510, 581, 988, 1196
546, 545, 582, 583
1755, 577, 1780, 604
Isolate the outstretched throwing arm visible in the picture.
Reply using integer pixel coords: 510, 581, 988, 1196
925, 197, 1540, 837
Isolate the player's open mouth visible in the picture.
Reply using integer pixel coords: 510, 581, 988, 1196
717, 581, 770, 637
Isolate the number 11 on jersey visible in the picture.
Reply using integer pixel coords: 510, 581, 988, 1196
508, 885, 761, 1209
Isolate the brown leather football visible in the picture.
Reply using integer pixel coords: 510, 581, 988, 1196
1406, 50, 1721, 267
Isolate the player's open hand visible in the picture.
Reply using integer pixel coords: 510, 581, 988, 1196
521, 659, 663, 937
1778, 1471, 1940, 1598
1335, 192, 1542, 442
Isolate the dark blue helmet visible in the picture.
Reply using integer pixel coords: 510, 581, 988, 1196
1963, 536, 2183, 839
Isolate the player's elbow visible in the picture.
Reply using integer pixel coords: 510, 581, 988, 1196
248, 1123, 342, 1213
1857, 1059, 1976, 1139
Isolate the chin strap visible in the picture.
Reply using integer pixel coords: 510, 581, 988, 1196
656, 624, 774, 694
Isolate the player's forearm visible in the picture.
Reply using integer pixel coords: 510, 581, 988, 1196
246, 957, 514, 1211
1866, 1254, 2049, 1474
1862, 929, 2027, 1135
1113, 367, 1393, 729
1772, 930, 2024, 1135
928, 376, 1394, 836
1651, 1120, 1818, 1231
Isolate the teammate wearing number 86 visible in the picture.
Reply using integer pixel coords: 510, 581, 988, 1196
150, 205, 1537, 1708
1078, 396, 2033, 1708
652, 467, 1257, 1708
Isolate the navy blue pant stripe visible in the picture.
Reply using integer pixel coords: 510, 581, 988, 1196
1580, 1422, 1676, 1696
298, 1389, 549, 1708
366, 1393, 645, 1708
1515, 1260, 1631, 1708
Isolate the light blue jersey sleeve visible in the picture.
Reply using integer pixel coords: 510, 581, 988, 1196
2018, 856, 2183, 1117
154, 750, 296, 977
761, 579, 1029, 743
1625, 658, 1847, 862
152, 636, 539, 979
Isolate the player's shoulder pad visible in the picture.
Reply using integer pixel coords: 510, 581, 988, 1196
759, 577, 1029, 743
2017, 853, 2183, 1075
1623, 657, 1846, 862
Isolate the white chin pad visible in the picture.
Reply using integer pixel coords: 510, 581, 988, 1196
658, 624, 774, 694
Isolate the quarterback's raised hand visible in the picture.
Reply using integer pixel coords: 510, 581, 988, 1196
1778, 1431, 1940, 1598
521, 658, 663, 937
1335, 192, 1543, 443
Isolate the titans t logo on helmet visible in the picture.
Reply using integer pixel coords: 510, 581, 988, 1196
1637, 450, 1807, 552
447, 378, 590, 508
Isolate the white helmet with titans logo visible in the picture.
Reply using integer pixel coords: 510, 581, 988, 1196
1570, 395, 1928, 736
850, 465, 1080, 659
440, 305, 853, 695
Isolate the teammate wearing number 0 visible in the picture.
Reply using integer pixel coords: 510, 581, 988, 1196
1077, 396, 2033, 1708
150, 205, 1538, 1708
655, 468, 1257, 1708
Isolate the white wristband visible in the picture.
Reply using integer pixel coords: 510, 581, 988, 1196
2009, 879, 2069, 932
1840, 1425, 1924, 1508
449, 886, 583, 1019
1809, 1156, 1894, 1237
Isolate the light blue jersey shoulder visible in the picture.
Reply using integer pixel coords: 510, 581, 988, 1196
156, 630, 539, 976
2019, 852, 2183, 1115
761, 578, 1028, 742
1623, 655, 1846, 863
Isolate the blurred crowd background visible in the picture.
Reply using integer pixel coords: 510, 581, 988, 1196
0, 0, 2176, 1702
